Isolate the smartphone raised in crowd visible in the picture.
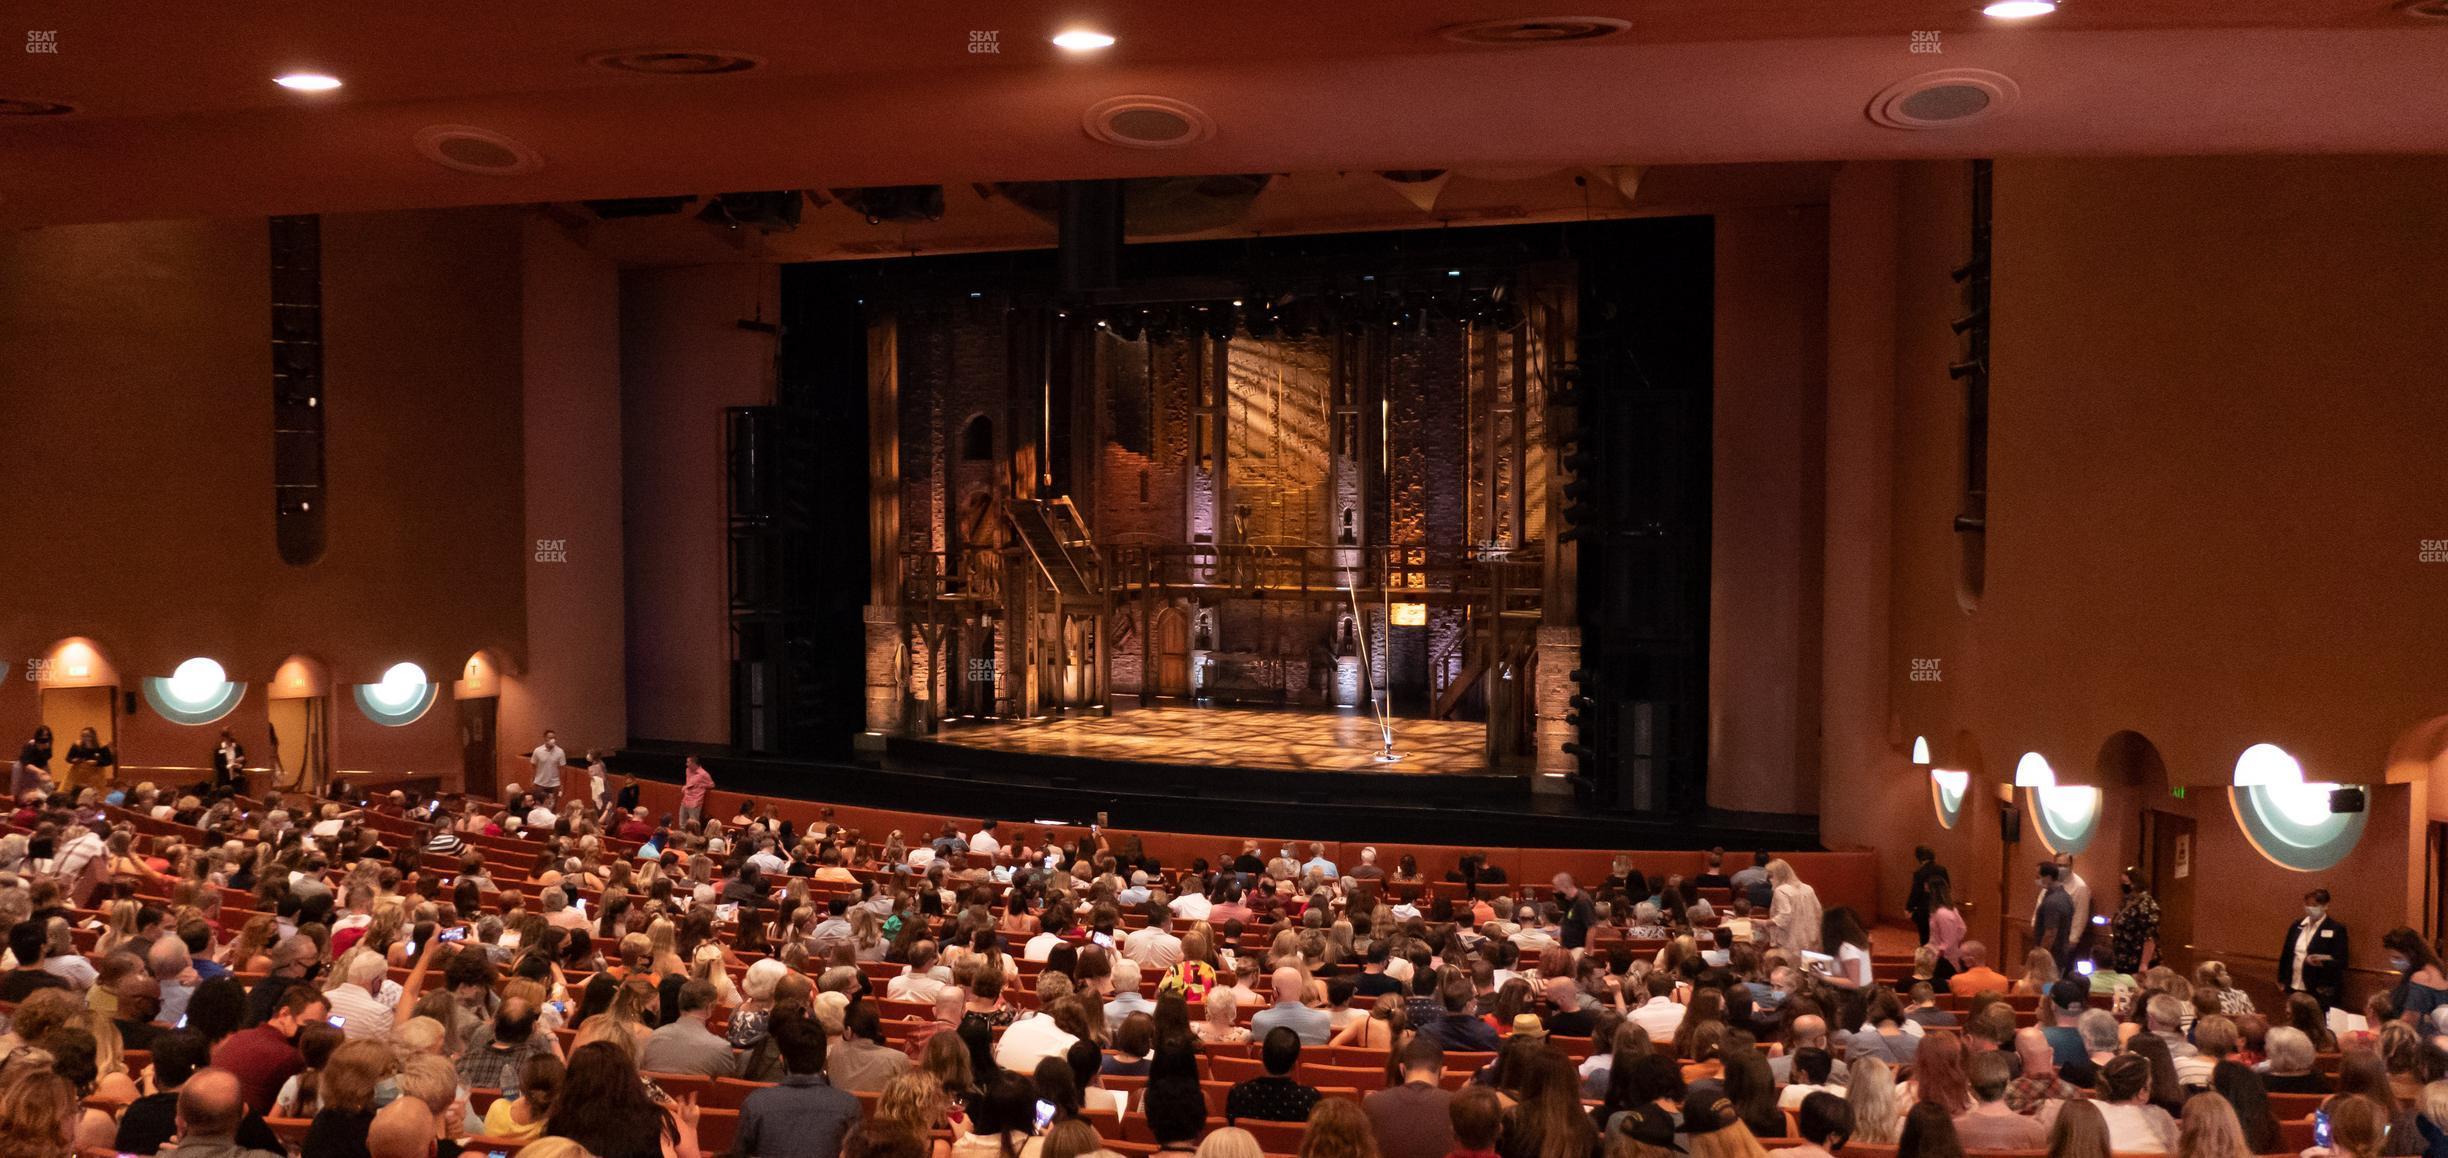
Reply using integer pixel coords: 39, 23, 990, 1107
2314, 1111, 2332, 1149
440, 926, 468, 943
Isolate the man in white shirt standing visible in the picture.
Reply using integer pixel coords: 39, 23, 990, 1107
527, 731, 566, 809
967, 820, 1002, 858
2030, 852, 2092, 957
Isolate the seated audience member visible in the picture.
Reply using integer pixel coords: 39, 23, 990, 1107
119, 1038, 284, 1158
1445, 1086, 1504, 1158
478, 1054, 565, 1143
2261, 1026, 2335, 1094
2094, 1053, 2180, 1154
954, 1073, 1049, 1158
1225, 1028, 1323, 1124
996, 981, 1086, 1075
1769, 1016, 1851, 1088
1906, 982, 1960, 1028
2048, 1098, 2116, 1158
641, 978, 741, 1076
1897, 1101, 1967, 1158
2009, 1027, 2082, 1113
739, 1013, 862, 1158
1778, 1048, 1842, 1112
2146, 993, 2200, 1059
1788, 1092, 1856, 1158
1842, 987, 1923, 1068
1363, 1036, 1455, 1158
1628, 973, 1686, 1041
1948, 941, 2012, 998
166, 1068, 288, 1158
2176, 1014, 2239, 1090
829, 1003, 914, 1093
2210, 1062, 2280, 1155
1249, 965, 1333, 1045
1957, 1051, 2050, 1149
1423, 972, 1502, 1053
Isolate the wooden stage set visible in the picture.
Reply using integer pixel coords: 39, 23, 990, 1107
916, 705, 1521, 778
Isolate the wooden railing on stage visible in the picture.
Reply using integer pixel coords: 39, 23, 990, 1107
902, 541, 1543, 606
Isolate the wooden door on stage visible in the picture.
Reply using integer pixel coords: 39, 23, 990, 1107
2144, 809, 2196, 972
1154, 608, 1191, 698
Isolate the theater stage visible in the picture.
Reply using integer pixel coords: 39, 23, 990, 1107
916, 705, 1521, 778
619, 707, 1818, 850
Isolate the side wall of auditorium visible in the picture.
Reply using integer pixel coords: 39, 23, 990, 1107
1821, 156, 2448, 1010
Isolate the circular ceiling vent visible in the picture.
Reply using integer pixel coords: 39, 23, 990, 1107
0, 98, 77, 117
2394, 0, 2448, 18
413, 125, 545, 175
1867, 69, 2020, 130
585, 49, 765, 75
1440, 16, 1631, 44
1084, 96, 1215, 149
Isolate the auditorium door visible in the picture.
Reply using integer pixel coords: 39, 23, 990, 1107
2144, 809, 2196, 971
1153, 608, 1191, 699
459, 696, 497, 799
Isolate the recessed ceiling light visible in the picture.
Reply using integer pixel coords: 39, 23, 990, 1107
275, 73, 343, 92
1982, 0, 2057, 17
1052, 29, 1117, 51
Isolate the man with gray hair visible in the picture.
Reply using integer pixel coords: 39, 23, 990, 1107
149, 935, 199, 1026
324, 950, 394, 1041
242, 934, 322, 1025
541, 886, 582, 930
641, 978, 739, 1076
1105, 954, 1155, 1028
2145, 992, 2197, 1057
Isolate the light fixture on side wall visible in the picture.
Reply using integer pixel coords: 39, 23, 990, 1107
274, 73, 344, 92
1982, 0, 2058, 17
1052, 29, 1117, 51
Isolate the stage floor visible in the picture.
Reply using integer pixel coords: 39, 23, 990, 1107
930, 706, 1520, 777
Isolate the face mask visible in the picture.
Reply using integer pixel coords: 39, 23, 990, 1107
2390, 957, 2411, 972
2121, 882, 2134, 895
2305, 906, 2325, 921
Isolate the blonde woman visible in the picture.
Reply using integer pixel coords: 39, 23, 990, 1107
2193, 960, 2255, 1015
1844, 1057, 1901, 1144
1200, 1127, 1267, 1158
224, 914, 280, 972
1328, 995, 1408, 1050
1765, 860, 1822, 952
1196, 987, 1250, 1044
79, 1012, 141, 1102
2016, 947, 2063, 996
2174, 1089, 2254, 1158
94, 899, 142, 956
877, 1071, 956, 1158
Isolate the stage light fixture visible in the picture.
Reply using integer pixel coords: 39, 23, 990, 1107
275, 73, 344, 92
